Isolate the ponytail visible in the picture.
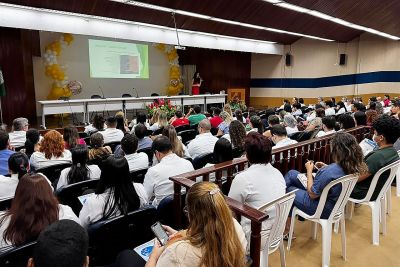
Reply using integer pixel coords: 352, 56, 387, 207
8, 153, 29, 179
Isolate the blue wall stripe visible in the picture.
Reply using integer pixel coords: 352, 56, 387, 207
251, 71, 400, 88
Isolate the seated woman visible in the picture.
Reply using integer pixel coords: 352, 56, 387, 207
351, 115, 400, 200
79, 156, 148, 228
305, 108, 325, 133
223, 120, 246, 156
85, 114, 106, 136
229, 132, 286, 246
30, 130, 72, 170
22, 128, 41, 159
63, 126, 86, 149
284, 132, 365, 234
161, 125, 190, 158
0, 152, 29, 200
116, 111, 130, 134
146, 182, 247, 267
88, 133, 112, 162
248, 115, 264, 134
337, 113, 355, 130
149, 111, 168, 132
129, 112, 150, 130
56, 145, 101, 190
0, 173, 79, 250
216, 111, 232, 136
283, 114, 299, 135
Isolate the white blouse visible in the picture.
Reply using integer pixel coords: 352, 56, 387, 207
0, 174, 19, 201
79, 184, 148, 228
30, 150, 72, 170
56, 165, 102, 190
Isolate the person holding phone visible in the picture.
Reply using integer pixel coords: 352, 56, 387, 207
145, 182, 247, 267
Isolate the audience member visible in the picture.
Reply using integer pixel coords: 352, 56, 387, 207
88, 133, 112, 162
223, 104, 233, 118
143, 136, 193, 206
186, 105, 206, 126
27, 220, 89, 267
115, 111, 130, 133
292, 103, 302, 116
248, 115, 264, 134
366, 103, 379, 126
383, 94, 391, 107
351, 115, 400, 200
134, 124, 153, 151
315, 116, 336, 138
225, 120, 246, 152
56, 145, 101, 190
9, 117, 29, 148
217, 111, 232, 136
284, 132, 365, 233
271, 124, 298, 149
129, 112, 150, 132
283, 114, 299, 135
63, 126, 86, 149
299, 98, 305, 107
79, 156, 148, 228
30, 130, 72, 170
170, 110, 189, 128
283, 103, 292, 113
234, 109, 246, 124
187, 119, 218, 159
391, 100, 400, 119
306, 103, 323, 122
229, 132, 285, 246
324, 100, 335, 116
212, 138, 233, 164
149, 111, 168, 132
162, 125, 190, 158
0, 173, 79, 249
354, 111, 367, 126
100, 116, 124, 144
209, 107, 223, 128
337, 114, 356, 130
24, 128, 41, 158
0, 130, 15, 175
0, 152, 29, 200
146, 182, 247, 267
336, 101, 347, 115
121, 134, 149, 171
262, 108, 276, 129
352, 102, 366, 112
85, 114, 105, 135
262, 115, 279, 137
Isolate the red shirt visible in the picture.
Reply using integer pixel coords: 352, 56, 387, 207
209, 116, 223, 128
171, 118, 189, 127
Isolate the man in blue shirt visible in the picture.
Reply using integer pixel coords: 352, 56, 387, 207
0, 129, 15, 175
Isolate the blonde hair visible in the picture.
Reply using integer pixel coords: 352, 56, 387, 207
162, 125, 185, 157
186, 182, 246, 267
157, 112, 169, 128
223, 104, 233, 117
150, 109, 161, 125
220, 111, 233, 123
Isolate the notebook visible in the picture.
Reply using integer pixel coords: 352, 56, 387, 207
134, 239, 154, 262
297, 173, 316, 188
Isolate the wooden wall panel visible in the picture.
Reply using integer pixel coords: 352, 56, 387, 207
0, 27, 38, 125
178, 47, 251, 105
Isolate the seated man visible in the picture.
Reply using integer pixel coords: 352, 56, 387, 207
315, 116, 336, 138
209, 107, 223, 128
121, 134, 149, 171
27, 220, 89, 267
187, 119, 218, 159
186, 105, 206, 126
271, 125, 298, 149
262, 115, 280, 138
0, 130, 15, 176
134, 124, 153, 151
291, 103, 303, 116
100, 116, 124, 144
351, 115, 400, 200
170, 110, 189, 128
143, 136, 194, 207
9, 117, 29, 148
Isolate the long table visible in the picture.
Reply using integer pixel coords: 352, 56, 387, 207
38, 94, 227, 128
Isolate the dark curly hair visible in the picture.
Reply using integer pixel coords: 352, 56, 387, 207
373, 114, 400, 144
337, 114, 355, 129
229, 120, 246, 151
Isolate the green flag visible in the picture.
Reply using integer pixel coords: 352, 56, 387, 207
0, 69, 5, 97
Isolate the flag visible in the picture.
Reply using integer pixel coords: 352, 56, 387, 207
0, 69, 5, 97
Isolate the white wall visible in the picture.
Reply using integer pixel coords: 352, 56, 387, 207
33, 32, 170, 115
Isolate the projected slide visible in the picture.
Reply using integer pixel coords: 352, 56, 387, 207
88, 39, 149, 79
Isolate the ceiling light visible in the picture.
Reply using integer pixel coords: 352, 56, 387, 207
276, 3, 309, 13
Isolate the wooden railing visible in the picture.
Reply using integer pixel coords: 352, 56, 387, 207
169, 126, 371, 267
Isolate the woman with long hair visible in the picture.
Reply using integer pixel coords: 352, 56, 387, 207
115, 111, 130, 133
0, 152, 30, 200
63, 126, 86, 149
30, 130, 72, 170
0, 173, 78, 249
79, 156, 148, 228
56, 145, 101, 190
336, 101, 347, 115
146, 182, 247, 267
85, 114, 106, 136
248, 115, 264, 134
23, 128, 40, 159
149, 111, 168, 132
191, 72, 202, 95
161, 125, 189, 158
284, 132, 366, 234
223, 104, 233, 118
227, 120, 246, 152
217, 111, 233, 136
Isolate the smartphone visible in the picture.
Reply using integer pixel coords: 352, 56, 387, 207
151, 222, 169, 246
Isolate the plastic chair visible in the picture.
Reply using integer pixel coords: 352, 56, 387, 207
347, 160, 400, 245
175, 124, 190, 133
259, 191, 296, 267
0, 241, 36, 267
178, 129, 197, 144
287, 174, 359, 267
129, 168, 148, 184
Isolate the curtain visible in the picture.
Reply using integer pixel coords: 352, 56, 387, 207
180, 65, 196, 95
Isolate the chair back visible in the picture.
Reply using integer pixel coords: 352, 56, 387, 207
36, 163, 72, 184
88, 206, 157, 266
56, 179, 100, 215
175, 124, 190, 133
359, 159, 400, 202
14, 146, 25, 152
130, 168, 148, 183
178, 129, 197, 144
312, 174, 358, 221
192, 153, 214, 169
0, 197, 13, 211
137, 148, 153, 166
78, 132, 88, 138
152, 127, 164, 136
232, 147, 244, 158
104, 142, 121, 153
0, 241, 36, 267
258, 191, 296, 253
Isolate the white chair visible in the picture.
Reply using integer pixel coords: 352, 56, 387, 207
386, 152, 400, 215
287, 174, 358, 267
395, 151, 400, 197
259, 191, 296, 267
347, 160, 400, 246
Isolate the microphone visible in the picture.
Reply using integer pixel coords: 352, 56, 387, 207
133, 87, 139, 98
98, 86, 106, 99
